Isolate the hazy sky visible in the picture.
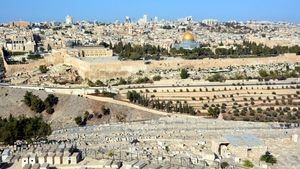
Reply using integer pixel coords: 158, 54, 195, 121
1, 0, 299, 23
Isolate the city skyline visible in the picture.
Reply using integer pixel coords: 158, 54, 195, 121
1, 0, 299, 23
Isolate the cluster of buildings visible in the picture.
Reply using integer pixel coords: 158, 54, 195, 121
2, 34, 36, 53
0, 15, 299, 56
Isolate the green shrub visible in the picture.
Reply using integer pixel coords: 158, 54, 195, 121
243, 160, 254, 168
180, 69, 189, 79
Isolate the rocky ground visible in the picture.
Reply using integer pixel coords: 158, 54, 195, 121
6, 64, 82, 85
0, 87, 162, 129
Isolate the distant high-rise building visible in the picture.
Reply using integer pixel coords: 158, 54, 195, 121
143, 14, 148, 23
125, 16, 131, 23
138, 14, 148, 25
66, 15, 74, 25
154, 16, 158, 23
178, 16, 193, 24
202, 19, 218, 26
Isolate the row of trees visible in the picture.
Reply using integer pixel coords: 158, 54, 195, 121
217, 42, 300, 57
75, 106, 111, 126
170, 47, 214, 59
0, 115, 51, 145
179, 66, 299, 81
88, 80, 105, 87
127, 91, 196, 115
113, 42, 168, 60
258, 69, 300, 81
74, 111, 90, 126
170, 42, 300, 59
23, 92, 59, 114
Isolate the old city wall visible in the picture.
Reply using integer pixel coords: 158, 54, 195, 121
63, 55, 147, 80
0, 48, 8, 69
5, 59, 47, 75
2, 47, 300, 81
68, 53, 300, 81
2, 49, 65, 75
86, 61, 147, 80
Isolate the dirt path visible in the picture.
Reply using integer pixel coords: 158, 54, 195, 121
85, 95, 169, 116
85, 95, 203, 119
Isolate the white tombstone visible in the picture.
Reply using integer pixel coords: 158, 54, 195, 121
21, 155, 30, 168
292, 134, 298, 143
29, 154, 38, 165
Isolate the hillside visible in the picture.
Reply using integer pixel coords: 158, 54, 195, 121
0, 87, 162, 129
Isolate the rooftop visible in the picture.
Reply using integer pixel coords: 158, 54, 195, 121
224, 134, 264, 147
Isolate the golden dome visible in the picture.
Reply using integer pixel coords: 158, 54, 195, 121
182, 32, 195, 41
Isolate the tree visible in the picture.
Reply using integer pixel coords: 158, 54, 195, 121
83, 111, 90, 121
0, 116, 51, 145
94, 89, 100, 95
259, 69, 269, 78
152, 75, 162, 81
88, 80, 95, 87
134, 77, 151, 84
102, 106, 111, 115
260, 152, 277, 165
75, 116, 83, 126
180, 68, 189, 79
208, 107, 220, 118
46, 107, 54, 114
127, 91, 141, 103
23, 91, 33, 107
39, 65, 49, 74
95, 80, 105, 87
23, 91, 45, 113
22, 57, 26, 63
30, 96, 45, 113
220, 161, 229, 169
44, 94, 58, 114
44, 94, 59, 108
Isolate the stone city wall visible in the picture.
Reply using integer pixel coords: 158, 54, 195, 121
1, 49, 65, 75
2, 47, 300, 81
63, 55, 147, 80
72, 53, 300, 81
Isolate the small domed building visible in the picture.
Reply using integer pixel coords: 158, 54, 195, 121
174, 32, 200, 50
